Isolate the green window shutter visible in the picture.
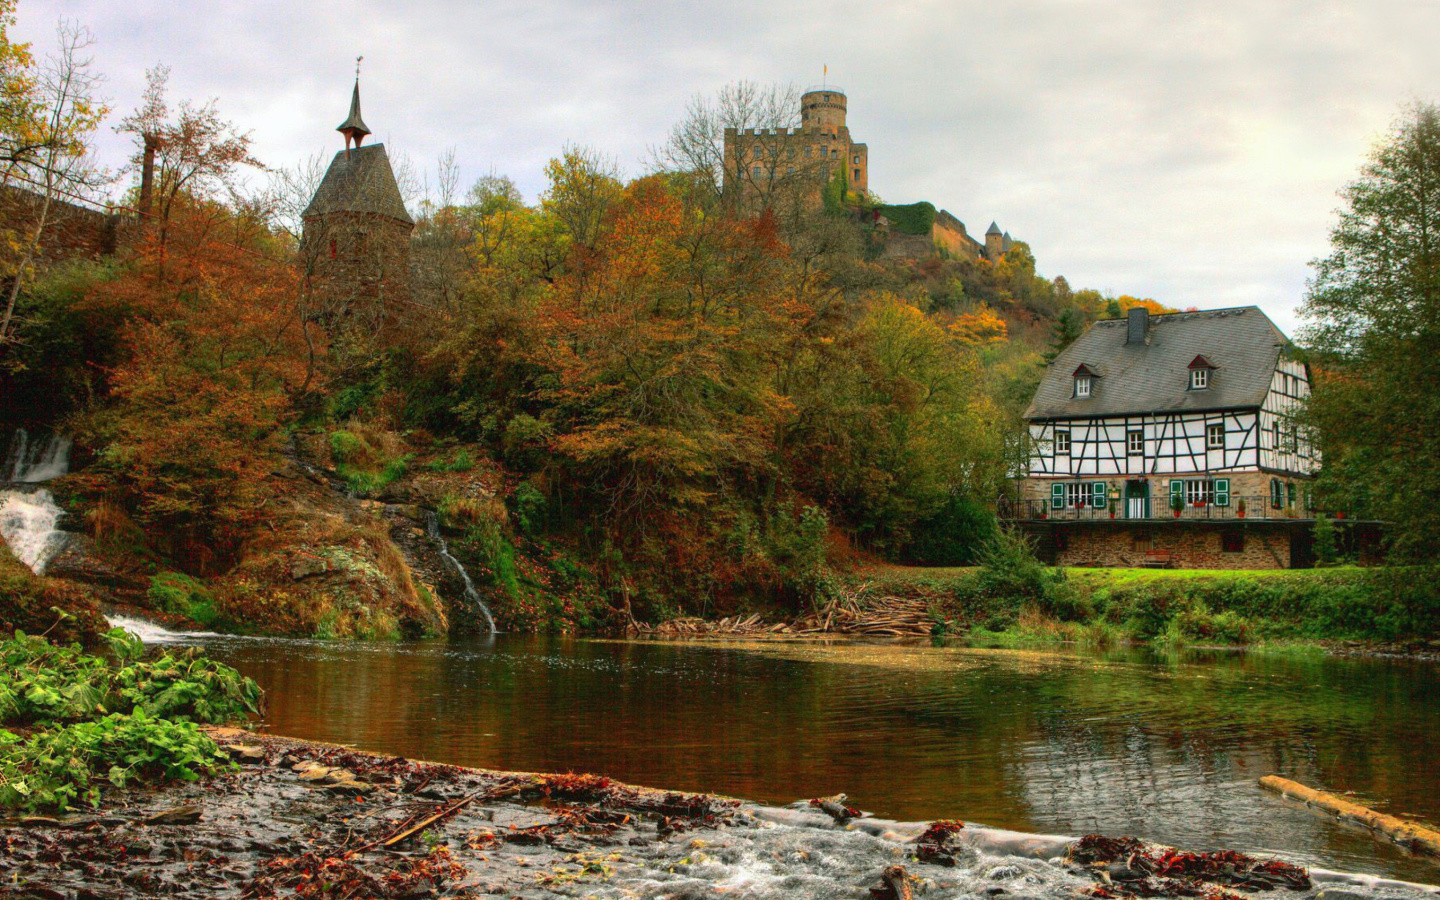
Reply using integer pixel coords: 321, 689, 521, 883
1215, 478, 1230, 507
1092, 482, 1106, 509
1287, 482, 1297, 507
1170, 479, 1184, 510
1051, 483, 1064, 512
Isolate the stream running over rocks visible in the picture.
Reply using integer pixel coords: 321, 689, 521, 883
110, 627, 1440, 884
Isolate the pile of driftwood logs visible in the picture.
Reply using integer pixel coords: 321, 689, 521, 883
793, 593, 941, 637
631, 585, 946, 639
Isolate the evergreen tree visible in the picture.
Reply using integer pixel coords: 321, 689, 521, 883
1042, 308, 1085, 363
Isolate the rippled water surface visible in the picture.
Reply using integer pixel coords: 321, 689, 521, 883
184, 633, 1440, 882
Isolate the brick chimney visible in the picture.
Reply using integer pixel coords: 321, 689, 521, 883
1127, 307, 1150, 345
138, 133, 158, 218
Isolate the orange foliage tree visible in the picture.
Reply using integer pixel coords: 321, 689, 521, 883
78, 199, 319, 570
530, 176, 803, 525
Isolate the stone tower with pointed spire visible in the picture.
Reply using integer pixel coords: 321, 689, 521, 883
302, 70, 413, 331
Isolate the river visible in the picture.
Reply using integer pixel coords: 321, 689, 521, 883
128, 626, 1440, 883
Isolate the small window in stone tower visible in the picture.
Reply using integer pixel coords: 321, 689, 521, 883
853, 168, 860, 180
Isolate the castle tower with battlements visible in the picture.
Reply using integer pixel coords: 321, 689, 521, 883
722, 86, 867, 207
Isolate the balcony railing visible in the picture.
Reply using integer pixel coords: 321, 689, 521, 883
995, 495, 1326, 523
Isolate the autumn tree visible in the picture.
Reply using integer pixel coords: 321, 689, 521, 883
0, 16, 107, 348
540, 144, 622, 251
78, 197, 315, 570
117, 65, 259, 245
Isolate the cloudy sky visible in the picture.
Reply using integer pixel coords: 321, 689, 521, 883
15, 1, 1440, 333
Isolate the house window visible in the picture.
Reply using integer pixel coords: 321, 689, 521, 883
1127, 430, 1144, 456
1190, 368, 1209, 390
1185, 480, 1215, 507
1270, 478, 1283, 509
1206, 423, 1225, 450
1054, 430, 1071, 454
1222, 531, 1245, 553
1051, 481, 1102, 510
1173, 478, 1230, 508
1075, 376, 1092, 398
752, 165, 762, 177
787, 166, 795, 175
853, 154, 861, 164
853, 168, 860, 180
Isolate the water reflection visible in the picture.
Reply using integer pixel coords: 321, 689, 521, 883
191, 634, 1440, 881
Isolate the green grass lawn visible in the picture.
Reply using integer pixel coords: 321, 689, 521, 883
866, 564, 1359, 585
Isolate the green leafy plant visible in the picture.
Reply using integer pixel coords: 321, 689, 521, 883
0, 631, 261, 727
0, 708, 231, 812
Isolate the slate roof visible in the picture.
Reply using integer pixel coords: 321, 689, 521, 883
1024, 306, 1290, 420
337, 81, 371, 137
302, 144, 413, 225
986, 221, 1002, 236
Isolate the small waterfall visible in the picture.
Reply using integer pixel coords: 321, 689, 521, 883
7, 428, 72, 483
106, 614, 218, 644
1, 430, 74, 574
0, 488, 67, 574
426, 511, 497, 634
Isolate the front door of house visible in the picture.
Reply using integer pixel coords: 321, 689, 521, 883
1126, 480, 1150, 519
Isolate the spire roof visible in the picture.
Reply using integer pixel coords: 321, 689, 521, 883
337, 79, 371, 143
986, 221, 1002, 236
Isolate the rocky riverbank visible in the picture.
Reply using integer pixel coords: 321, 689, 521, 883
4, 729, 1437, 900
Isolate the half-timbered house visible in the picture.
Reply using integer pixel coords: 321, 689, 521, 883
1008, 306, 1326, 569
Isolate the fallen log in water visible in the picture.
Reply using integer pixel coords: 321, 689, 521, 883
1260, 775, 1440, 858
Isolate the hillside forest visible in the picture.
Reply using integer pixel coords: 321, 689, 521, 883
0, 7, 1198, 638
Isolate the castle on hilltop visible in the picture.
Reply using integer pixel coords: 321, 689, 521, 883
723, 87, 868, 199
722, 85, 1014, 263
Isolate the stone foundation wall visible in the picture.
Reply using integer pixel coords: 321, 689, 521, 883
1054, 525, 1292, 569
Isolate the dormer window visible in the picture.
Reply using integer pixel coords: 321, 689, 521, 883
1188, 355, 1216, 391
1076, 377, 1092, 398
1072, 364, 1099, 399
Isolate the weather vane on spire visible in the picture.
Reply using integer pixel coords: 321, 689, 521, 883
339, 56, 371, 153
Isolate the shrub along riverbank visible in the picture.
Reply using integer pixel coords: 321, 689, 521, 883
849, 534, 1439, 650
0, 629, 261, 813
